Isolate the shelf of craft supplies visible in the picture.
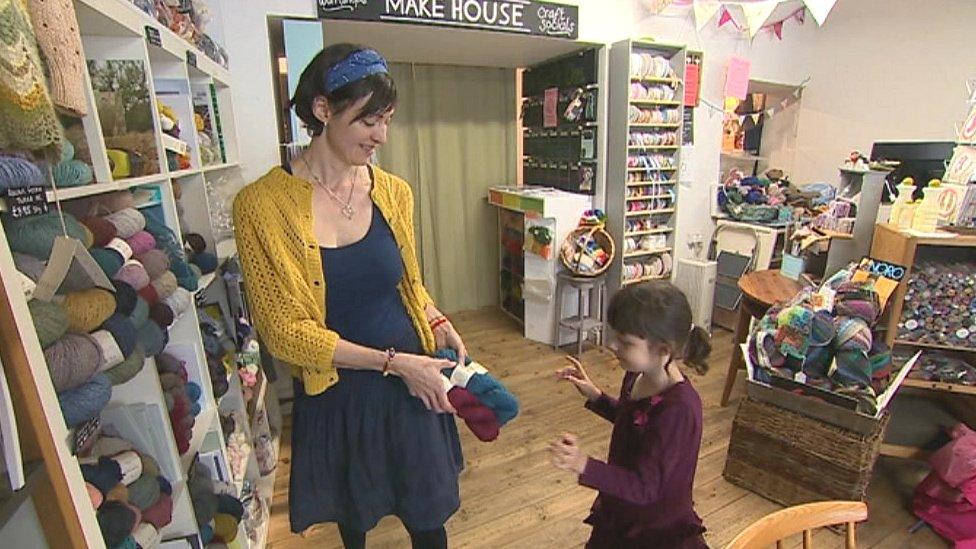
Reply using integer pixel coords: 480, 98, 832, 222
630, 76, 682, 85
622, 274, 669, 286
624, 228, 673, 237
627, 167, 677, 172
628, 123, 681, 129
625, 208, 675, 217
628, 145, 679, 150
626, 179, 677, 187
74, 0, 230, 85
626, 194, 673, 201
628, 99, 682, 106
623, 247, 672, 259
44, 163, 240, 203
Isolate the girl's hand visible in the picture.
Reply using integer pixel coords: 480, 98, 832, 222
555, 356, 601, 401
549, 433, 588, 474
391, 354, 457, 414
433, 320, 468, 365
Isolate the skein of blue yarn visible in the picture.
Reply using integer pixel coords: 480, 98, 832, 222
171, 259, 199, 291
97, 501, 137, 548
0, 154, 44, 189
90, 248, 125, 278
436, 349, 519, 425
81, 456, 123, 496
185, 382, 202, 402
129, 296, 149, 328
58, 373, 112, 427
3, 211, 88, 260
53, 160, 94, 187
112, 281, 138, 316
101, 314, 138, 357
199, 524, 215, 545
190, 252, 218, 274
138, 321, 168, 357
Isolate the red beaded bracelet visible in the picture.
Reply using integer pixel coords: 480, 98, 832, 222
430, 316, 450, 330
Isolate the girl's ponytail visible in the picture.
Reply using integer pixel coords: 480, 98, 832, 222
684, 325, 712, 375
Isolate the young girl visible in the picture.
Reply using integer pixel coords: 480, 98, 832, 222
551, 281, 711, 548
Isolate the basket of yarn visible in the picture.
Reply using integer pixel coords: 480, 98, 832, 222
559, 210, 614, 277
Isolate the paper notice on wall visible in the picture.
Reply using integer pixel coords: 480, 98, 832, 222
724, 56, 751, 100
684, 63, 700, 106
543, 87, 558, 128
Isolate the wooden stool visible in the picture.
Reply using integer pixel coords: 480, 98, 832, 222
553, 272, 607, 358
720, 270, 804, 407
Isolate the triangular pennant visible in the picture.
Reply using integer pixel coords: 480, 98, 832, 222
773, 21, 784, 40
693, 1, 722, 31
967, 78, 976, 103
766, 108, 775, 118
718, 6, 734, 28
751, 113, 762, 125
742, 1, 779, 37
795, 7, 806, 23
780, 98, 789, 108
803, 0, 838, 26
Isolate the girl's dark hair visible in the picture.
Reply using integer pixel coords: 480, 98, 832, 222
291, 43, 397, 136
607, 281, 712, 375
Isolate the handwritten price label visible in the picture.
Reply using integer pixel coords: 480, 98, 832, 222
5, 187, 49, 219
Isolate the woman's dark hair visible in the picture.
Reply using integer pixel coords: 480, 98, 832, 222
607, 281, 712, 375
291, 43, 397, 136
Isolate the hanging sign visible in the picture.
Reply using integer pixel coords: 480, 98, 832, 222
316, 0, 579, 39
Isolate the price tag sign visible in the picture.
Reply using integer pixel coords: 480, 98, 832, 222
186, 50, 197, 68
6, 187, 49, 219
144, 26, 161, 47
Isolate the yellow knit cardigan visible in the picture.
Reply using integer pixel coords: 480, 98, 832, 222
232, 166, 436, 395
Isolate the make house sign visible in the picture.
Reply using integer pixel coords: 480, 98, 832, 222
316, 0, 579, 39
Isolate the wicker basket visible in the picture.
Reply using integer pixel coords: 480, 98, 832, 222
560, 226, 615, 277
723, 397, 889, 507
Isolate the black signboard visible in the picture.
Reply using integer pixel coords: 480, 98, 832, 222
186, 50, 197, 68
6, 187, 49, 218
145, 25, 162, 47
682, 106, 693, 146
316, 0, 579, 39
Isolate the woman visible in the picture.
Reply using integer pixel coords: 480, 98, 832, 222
233, 44, 466, 549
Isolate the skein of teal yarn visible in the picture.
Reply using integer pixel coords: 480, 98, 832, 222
53, 160, 94, 188
3, 211, 88, 260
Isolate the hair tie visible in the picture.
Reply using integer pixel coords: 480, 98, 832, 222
325, 49, 388, 93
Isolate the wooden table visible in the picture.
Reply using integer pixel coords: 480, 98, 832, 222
720, 270, 804, 407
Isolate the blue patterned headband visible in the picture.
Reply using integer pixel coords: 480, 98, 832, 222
325, 49, 389, 93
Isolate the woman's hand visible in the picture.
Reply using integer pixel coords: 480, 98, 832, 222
391, 353, 457, 414
433, 321, 467, 365
549, 433, 588, 475
555, 356, 601, 401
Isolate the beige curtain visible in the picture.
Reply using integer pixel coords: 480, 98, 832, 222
377, 63, 516, 314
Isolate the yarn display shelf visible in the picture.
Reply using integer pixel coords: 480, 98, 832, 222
630, 76, 682, 85
628, 145, 679, 150
622, 274, 669, 286
170, 168, 203, 179
628, 99, 681, 106
625, 208, 675, 217
626, 179, 677, 187
43, 173, 169, 202
894, 339, 976, 354
901, 377, 976, 396
626, 193, 672, 201
627, 167, 677, 172
623, 247, 672, 259
0, 461, 44, 530
624, 227, 673, 236
75, 0, 231, 85
628, 123, 681, 129
179, 406, 218, 475
203, 162, 240, 174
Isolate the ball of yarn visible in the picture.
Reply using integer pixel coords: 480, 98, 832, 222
213, 513, 239, 543
836, 317, 873, 352
156, 353, 184, 376
91, 248, 125, 278
58, 373, 111, 427
157, 475, 172, 496
125, 231, 156, 256
13, 252, 46, 281
104, 208, 146, 239
185, 381, 202, 402
28, 299, 68, 348
151, 271, 178, 299
80, 216, 118, 247
124, 502, 142, 530
159, 372, 183, 392
45, 333, 103, 392
114, 260, 150, 290
3, 211, 88, 260
137, 284, 159, 307
139, 453, 160, 479
171, 259, 198, 291
164, 287, 192, 316
129, 296, 149, 328
87, 191, 135, 215
138, 322, 167, 357
63, 288, 115, 333
81, 456, 122, 496
104, 344, 145, 386
112, 281, 138, 316
97, 501, 137, 548
190, 401, 201, 416
86, 482, 104, 509
139, 506, 167, 537
53, 159, 94, 188
191, 252, 218, 274
184, 233, 207, 255
0, 154, 44, 189
101, 314, 137, 357
135, 249, 170, 278
111, 450, 143, 486
128, 473, 161, 510
199, 524, 214, 545
216, 494, 244, 522
105, 483, 128, 503
149, 303, 175, 328
189, 264, 202, 279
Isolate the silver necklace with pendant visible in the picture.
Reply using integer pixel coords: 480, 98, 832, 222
302, 156, 357, 220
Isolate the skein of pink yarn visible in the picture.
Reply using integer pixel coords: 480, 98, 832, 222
113, 260, 150, 291
125, 231, 156, 256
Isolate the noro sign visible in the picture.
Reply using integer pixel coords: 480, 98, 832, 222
316, 0, 579, 39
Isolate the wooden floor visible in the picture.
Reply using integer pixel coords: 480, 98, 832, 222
266, 308, 947, 548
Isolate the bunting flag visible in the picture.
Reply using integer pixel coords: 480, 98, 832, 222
643, 0, 676, 15
693, 1, 722, 30
741, 1, 779, 37
802, 0, 838, 26
718, 6, 734, 28
772, 21, 784, 39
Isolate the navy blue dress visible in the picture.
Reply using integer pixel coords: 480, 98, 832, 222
288, 204, 463, 533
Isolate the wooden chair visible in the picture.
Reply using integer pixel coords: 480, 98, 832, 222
726, 501, 868, 549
